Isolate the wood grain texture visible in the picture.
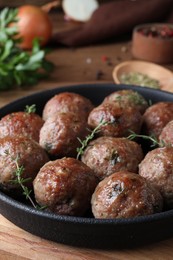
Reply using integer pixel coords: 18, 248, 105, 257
0, 10, 173, 260
1, 215, 173, 260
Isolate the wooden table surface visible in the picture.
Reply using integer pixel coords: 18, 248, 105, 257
1, 9, 173, 260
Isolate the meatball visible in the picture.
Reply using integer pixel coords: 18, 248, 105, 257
88, 102, 142, 137
0, 111, 44, 142
159, 120, 173, 147
42, 92, 94, 121
142, 102, 173, 139
91, 171, 163, 219
39, 112, 89, 157
0, 136, 49, 192
103, 89, 148, 114
81, 137, 143, 180
139, 147, 173, 208
33, 157, 98, 216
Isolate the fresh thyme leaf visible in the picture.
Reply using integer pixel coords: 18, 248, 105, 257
12, 155, 36, 208
148, 99, 153, 106
36, 204, 47, 210
25, 104, 36, 113
127, 130, 159, 147
10, 155, 45, 210
76, 118, 109, 159
0, 7, 54, 90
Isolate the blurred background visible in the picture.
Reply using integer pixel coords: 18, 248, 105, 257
0, 0, 111, 7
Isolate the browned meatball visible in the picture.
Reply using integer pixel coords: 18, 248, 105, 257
142, 102, 173, 139
42, 92, 94, 121
139, 147, 173, 208
88, 102, 142, 137
103, 89, 148, 114
0, 111, 44, 142
0, 136, 49, 192
91, 171, 163, 219
39, 112, 89, 157
33, 157, 98, 216
159, 120, 173, 147
81, 137, 143, 180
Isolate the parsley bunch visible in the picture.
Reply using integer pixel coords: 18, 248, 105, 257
0, 8, 54, 90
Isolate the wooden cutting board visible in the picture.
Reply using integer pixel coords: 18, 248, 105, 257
1, 214, 173, 260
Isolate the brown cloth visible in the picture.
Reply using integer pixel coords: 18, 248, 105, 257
52, 0, 173, 47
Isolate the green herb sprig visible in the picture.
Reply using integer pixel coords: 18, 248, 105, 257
25, 104, 36, 114
76, 119, 109, 159
0, 8, 54, 90
127, 131, 165, 148
12, 155, 37, 208
10, 154, 46, 210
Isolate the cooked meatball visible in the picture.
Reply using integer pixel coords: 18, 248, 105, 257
33, 157, 98, 216
142, 102, 173, 139
42, 92, 94, 121
139, 147, 173, 208
91, 171, 163, 219
159, 120, 173, 147
103, 89, 148, 114
0, 136, 49, 192
0, 111, 44, 142
88, 102, 142, 137
81, 137, 143, 180
39, 112, 89, 157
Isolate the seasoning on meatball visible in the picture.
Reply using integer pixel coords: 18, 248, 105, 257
81, 136, 143, 180
88, 102, 142, 137
33, 157, 98, 216
91, 171, 163, 219
39, 112, 89, 158
139, 146, 173, 209
42, 92, 94, 121
103, 89, 148, 114
0, 136, 49, 192
0, 111, 44, 142
159, 120, 173, 147
142, 102, 173, 139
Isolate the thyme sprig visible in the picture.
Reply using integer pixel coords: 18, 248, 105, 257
25, 104, 36, 113
76, 118, 109, 159
10, 154, 46, 210
127, 130, 165, 148
12, 155, 38, 208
